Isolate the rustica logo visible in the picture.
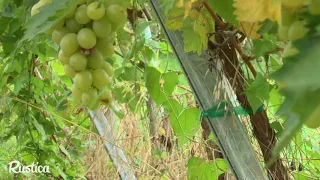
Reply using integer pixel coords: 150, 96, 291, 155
8, 160, 50, 174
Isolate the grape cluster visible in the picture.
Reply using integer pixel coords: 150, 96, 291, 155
278, 0, 320, 129
278, 0, 320, 57
32, 0, 128, 110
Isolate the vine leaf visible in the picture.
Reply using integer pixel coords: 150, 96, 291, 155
187, 157, 227, 180
175, 107, 201, 145
162, 72, 179, 95
146, 67, 166, 105
239, 22, 262, 39
183, 28, 203, 55
160, 0, 176, 15
268, 86, 283, 109
165, 8, 184, 30
245, 73, 270, 113
233, 0, 280, 23
163, 98, 183, 123
272, 36, 320, 90
253, 39, 276, 58
208, 0, 238, 26
22, 0, 77, 42
163, 99, 202, 145
13, 75, 28, 95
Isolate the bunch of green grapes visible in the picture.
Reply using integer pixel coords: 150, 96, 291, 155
278, 0, 320, 43
32, 0, 128, 110
277, 0, 320, 129
277, 0, 312, 58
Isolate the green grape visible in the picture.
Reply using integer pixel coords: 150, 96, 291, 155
281, 5, 296, 26
58, 50, 70, 64
75, 5, 91, 24
278, 25, 289, 40
60, 33, 79, 55
69, 52, 88, 71
280, 0, 304, 8
92, 15, 112, 38
96, 39, 114, 58
52, 27, 69, 45
310, 0, 320, 15
79, 0, 94, 4
283, 42, 299, 57
111, 20, 125, 33
74, 70, 93, 91
288, 21, 309, 41
72, 85, 82, 102
92, 69, 111, 89
103, 0, 117, 7
106, 4, 127, 24
65, 6, 76, 18
64, 64, 76, 78
304, 105, 320, 129
101, 61, 114, 77
66, 17, 83, 33
82, 88, 100, 109
87, 2, 105, 20
31, 0, 52, 16
45, 19, 65, 35
88, 49, 104, 69
100, 89, 113, 106
77, 28, 97, 49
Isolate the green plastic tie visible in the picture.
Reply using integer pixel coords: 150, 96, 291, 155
201, 101, 264, 119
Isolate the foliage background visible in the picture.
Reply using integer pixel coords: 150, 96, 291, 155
0, 0, 319, 179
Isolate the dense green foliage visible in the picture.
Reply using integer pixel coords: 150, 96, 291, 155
0, 0, 319, 179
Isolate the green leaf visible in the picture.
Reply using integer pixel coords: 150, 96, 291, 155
269, 86, 283, 107
160, 0, 176, 15
246, 92, 262, 114
292, 172, 312, 180
165, 8, 184, 30
215, 158, 229, 172
31, 117, 46, 140
22, 0, 77, 42
208, 0, 238, 26
183, 28, 203, 55
253, 39, 275, 58
245, 73, 270, 113
1, 36, 18, 54
174, 108, 201, 145
269, 54, 282, 71
135, 21, 154, 37
12, 75, 28, 95
270, 121, 283, 137
119, 66, 143, 81
146, 67, 166, 105
271, 36, 320, 91
162, 72, 179, 95
187, 157, 225, 180
163, 98, 184, 129
58, 145, 72, 160
257, 19, 278, 34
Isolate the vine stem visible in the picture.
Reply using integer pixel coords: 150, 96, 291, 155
201, 0, 226, 29
201, 0, 257, 77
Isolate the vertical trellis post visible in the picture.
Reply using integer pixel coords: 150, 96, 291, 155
89, 110, 137, 180
149, 1, 268, 179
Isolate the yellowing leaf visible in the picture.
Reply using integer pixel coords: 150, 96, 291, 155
175, 0, 184, 8
184, 1, 193, 18
165, 8, 184, 30
239, 22, 262, 39
234, 0, 281, 23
